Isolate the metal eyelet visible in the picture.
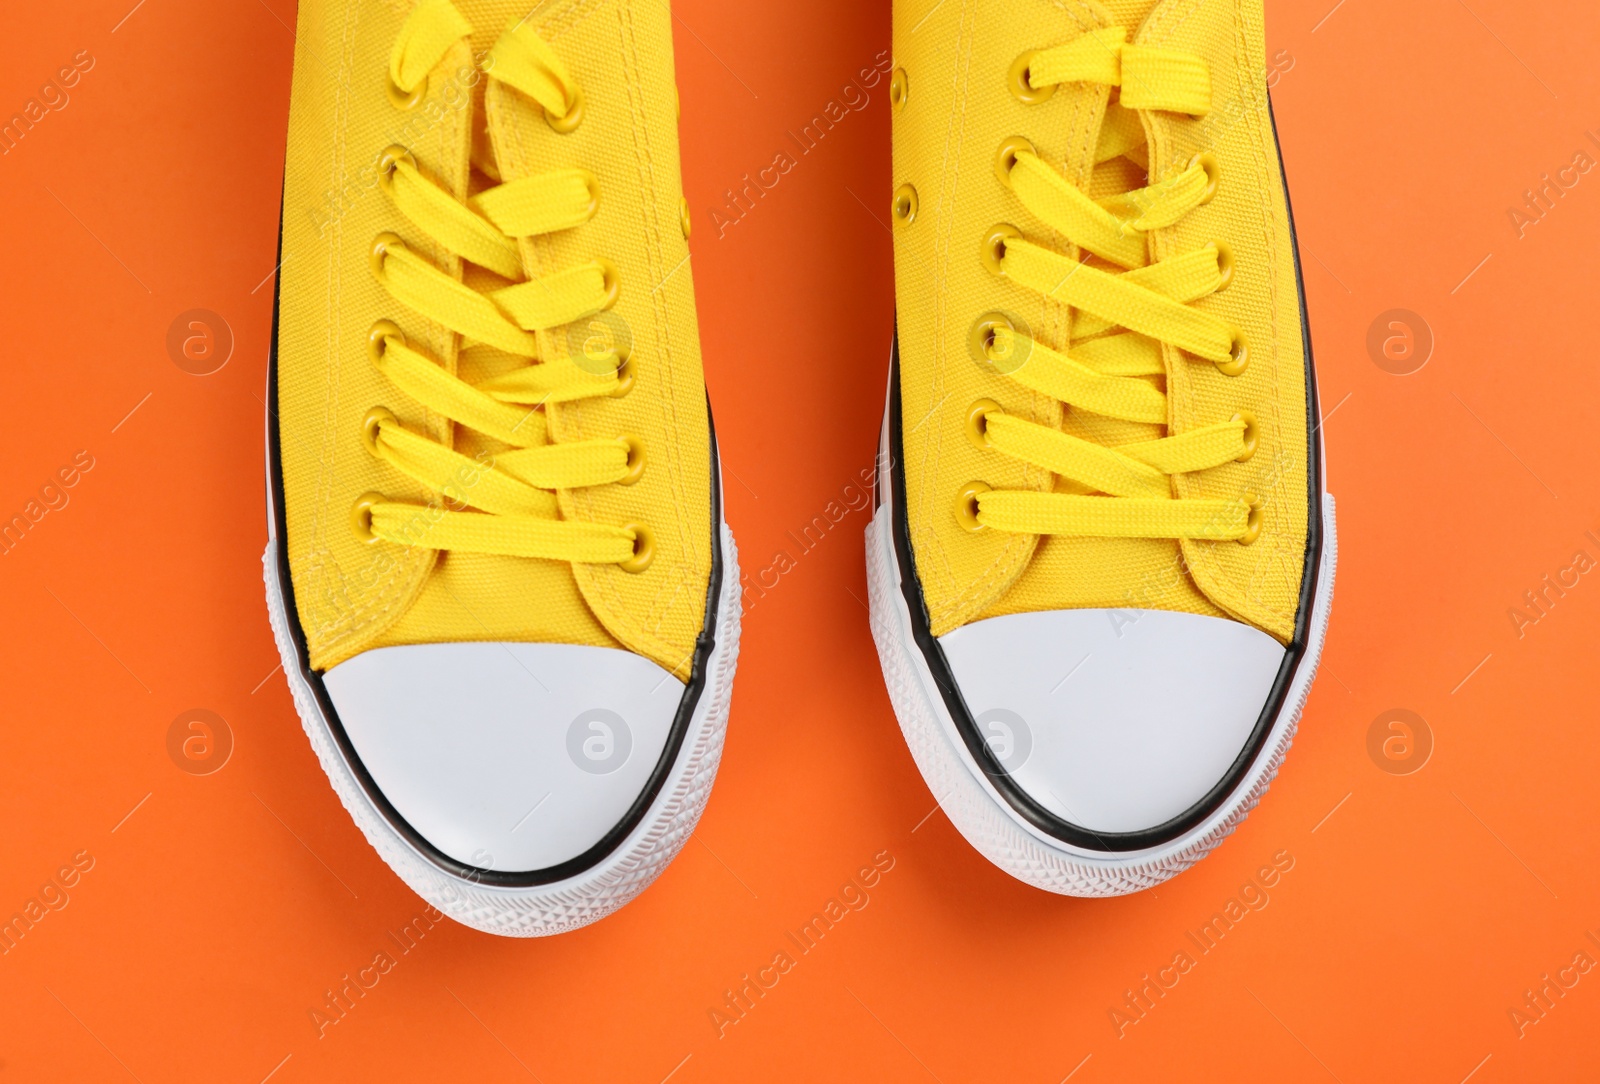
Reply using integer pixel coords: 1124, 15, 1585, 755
1216, 326, 1249, 377
1008, 51, 1054, 104
982, 224, 1022, 277
368, 319, 405, 366
1190, 152, 1220, 204
1232, 410, 1259, 462
619, 523, 654, 573
370, 232, 406, 284
679, 197, 691, 238
966, 400, 1001, 450
376, 145, 416, 197
969, 312, 1011, 366
968, 311, 1031, 375
1238, 494, 1264, 545
386, 74, 424, 111
955, 482, 991, 532
610, 347, 636, 398
546, 82, 585, 134
351, 492, 385, 543
1208, 240, 1235, 292
617, 435, 647, 485
596, 258, 621, 310
995, 136, 1036, 189
890, 68, 909, 110
361, 407, 397, 457
892, 184, 919, 226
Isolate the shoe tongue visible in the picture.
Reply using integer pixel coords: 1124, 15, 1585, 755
1099, 0, 1163, 35
448, 0, 532, 184
454, 0, 528, 55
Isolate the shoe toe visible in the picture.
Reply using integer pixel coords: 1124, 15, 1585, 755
939, 609, 1286, 837
322, 642, 683, 873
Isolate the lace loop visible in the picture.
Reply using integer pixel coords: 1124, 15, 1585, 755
389, 0, 472, 95
489, 20, 581, 118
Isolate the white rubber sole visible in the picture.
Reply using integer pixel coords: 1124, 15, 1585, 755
263, 518, 741, 937
866, 428, 1336, 896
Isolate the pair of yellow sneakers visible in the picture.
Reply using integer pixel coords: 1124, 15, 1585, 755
266, 0, 1332, 936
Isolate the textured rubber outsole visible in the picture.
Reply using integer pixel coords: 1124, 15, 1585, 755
263, 524, 741, 936
866, 463, 1336, 896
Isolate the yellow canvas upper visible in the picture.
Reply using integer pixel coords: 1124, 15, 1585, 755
891, 0, 1310, 643
277, 0, 712, 677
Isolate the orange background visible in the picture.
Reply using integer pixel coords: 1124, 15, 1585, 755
3, 0, 1600, 1079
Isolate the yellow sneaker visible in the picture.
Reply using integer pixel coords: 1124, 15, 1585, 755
868, 0, 1334, 893
263, 0, 738, 935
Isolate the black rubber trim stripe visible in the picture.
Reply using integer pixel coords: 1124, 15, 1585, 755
265, 239, 725, 888
884, 99, 1323, 853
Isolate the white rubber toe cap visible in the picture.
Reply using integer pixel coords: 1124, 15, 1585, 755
322, 642, 684, 873
938, 609, 1286, 836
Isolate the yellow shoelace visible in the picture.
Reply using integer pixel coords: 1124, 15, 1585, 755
957, 29, 1261, 545
355, 0, 651, 572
